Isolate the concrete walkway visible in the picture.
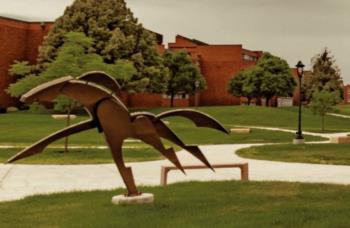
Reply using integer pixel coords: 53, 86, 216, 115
1, 143, 350, 202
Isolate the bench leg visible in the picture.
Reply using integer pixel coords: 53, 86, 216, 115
241, 164, 249, 181
160, 167, 169, 186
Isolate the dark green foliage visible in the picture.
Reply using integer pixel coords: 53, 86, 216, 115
8, 32, 136, 106
305, 48, 343, 100
228, 67, 260, 105
163, 50, 206, 106
257, 53, 296, 106
9, 0, 168, 94
228, 53, 296, 106
37, 0, 168, 93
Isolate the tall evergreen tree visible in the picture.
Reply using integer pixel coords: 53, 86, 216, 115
12, 0, 168, 93
304, 48, 343, 99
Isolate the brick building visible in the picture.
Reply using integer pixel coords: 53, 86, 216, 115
0, 16, 53, 107
0, 16, 263, 108
343, 85, 350, 103
169, 35, 263, 106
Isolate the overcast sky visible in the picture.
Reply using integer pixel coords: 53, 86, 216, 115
1, 0, 349, 83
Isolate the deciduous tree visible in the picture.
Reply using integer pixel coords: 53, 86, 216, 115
309, 90, 341, 132
163, 50, 205, 107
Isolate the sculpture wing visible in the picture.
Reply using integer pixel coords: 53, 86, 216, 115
7, 120, 96, 163
153, 119, 214, 170
78, 71, 122, 95
131, 112, 213, 170
157, 109, 229, 134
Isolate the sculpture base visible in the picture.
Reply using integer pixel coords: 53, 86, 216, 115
293, 139, 305, 144
111, 193, 154, 205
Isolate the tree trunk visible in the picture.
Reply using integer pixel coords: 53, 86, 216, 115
247, 97, 252, 106
322, 114, 325, 132
64, 105, 71, 153
265, 97, 270, 107
170, 92, 175, 108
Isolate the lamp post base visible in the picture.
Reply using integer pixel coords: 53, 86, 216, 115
293, 138, 305, 144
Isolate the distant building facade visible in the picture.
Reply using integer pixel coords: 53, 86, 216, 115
0, 16, 265, 108
169, 35, 263, 106
0, 16, 53, 107
343, 85, 350, 103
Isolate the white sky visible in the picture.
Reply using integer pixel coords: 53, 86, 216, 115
0, 0, 349, 83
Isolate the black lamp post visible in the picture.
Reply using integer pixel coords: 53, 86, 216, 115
194, 80, 200, 106
295, 60, 305, 143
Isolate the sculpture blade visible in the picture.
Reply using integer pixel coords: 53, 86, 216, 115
153, 119, 214, 171
132, 116, 185, 173
78, 71, 122, 95
7, 120, 96, 163
157, 109, 229, 134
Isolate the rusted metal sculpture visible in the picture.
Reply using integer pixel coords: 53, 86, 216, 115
7, 71, 229, 196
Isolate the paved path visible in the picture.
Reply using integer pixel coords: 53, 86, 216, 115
328, 113, 350, 119
1, 143, 350, 202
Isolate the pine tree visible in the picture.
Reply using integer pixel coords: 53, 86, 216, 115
305, 48, 343, 99
17, 0, 168, 93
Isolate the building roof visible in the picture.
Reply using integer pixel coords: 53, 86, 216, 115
177, 35, 208, 46
0, 14, 53, 23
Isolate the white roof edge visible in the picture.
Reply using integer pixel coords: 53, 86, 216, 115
0, 13, 54, 23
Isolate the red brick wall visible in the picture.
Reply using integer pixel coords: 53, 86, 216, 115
128, 93, 189, 108
343, 85, 350, 104
0, 17, 52, 108
169, 36, 262, 106
0, 18, 28, 107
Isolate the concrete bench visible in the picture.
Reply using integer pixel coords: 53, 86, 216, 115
160, 163, 249, 186
330, 136, 350, 144
230, 128, 251, 134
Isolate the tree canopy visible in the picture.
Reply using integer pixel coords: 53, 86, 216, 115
228, 52, 296, 106
304, 48, 343, 100
163, 50, 206, 107
227, 67, 260, 105
10, 0, 168, 93
8, 32, 137, 100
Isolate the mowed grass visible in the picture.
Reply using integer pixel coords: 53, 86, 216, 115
237, 144, 350, 165
335, 104, 350, 116
0, 106, 333, 146
148, 106, 350, 132
1, 181, 350, 227
0, 128, 323, 164
0, 147, 163, 164
0, 110, 326, 146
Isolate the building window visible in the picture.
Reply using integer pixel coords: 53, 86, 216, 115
242, 54, 257, 61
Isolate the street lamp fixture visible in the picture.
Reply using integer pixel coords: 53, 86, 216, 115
294, 60, 305, 144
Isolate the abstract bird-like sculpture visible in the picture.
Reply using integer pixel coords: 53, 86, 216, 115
7, 71, 229, 196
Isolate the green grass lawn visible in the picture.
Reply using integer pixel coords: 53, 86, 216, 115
0, 110, 327, 146
0, 128, 323, 164
0, 107, 334, 146
0, 147, 164, 164
150, 106, 350, 132
335, 104, 350, 116
237, 144, 350, 165
0, 181, 349, 227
